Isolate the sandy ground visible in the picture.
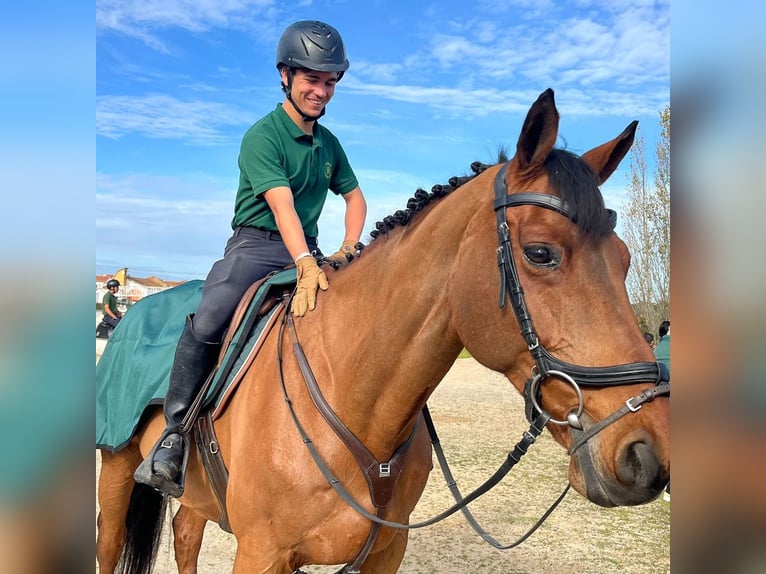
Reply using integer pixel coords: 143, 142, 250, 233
96, 317, 670, 573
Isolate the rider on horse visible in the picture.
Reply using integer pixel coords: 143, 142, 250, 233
133, 20, 368, 497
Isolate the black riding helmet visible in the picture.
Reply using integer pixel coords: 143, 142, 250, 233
276, 20, 349, 76
276, 20, 349, 121
106, 279, 120, 289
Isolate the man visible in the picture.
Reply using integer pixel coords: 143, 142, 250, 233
654, 320, 670, 370
134, 20, 367, 497
643, 332, 655, 349
654, 319, 670, 501
102, 279, 123, 328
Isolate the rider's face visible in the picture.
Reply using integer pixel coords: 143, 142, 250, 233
282, 68, 338, 117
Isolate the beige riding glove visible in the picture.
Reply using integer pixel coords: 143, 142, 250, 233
325, 240, 358, 267
293, 256, 329, 316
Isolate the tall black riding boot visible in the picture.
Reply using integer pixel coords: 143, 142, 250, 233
133, 316, 220, 497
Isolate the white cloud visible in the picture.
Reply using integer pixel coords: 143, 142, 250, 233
96, 0, 278, 45
95, 0, 284, 60
341, 80, 664, 119
96, 172, 233, 231
348, 6, 668, 118
97, 172, 235, 278
96, 94, 247, 143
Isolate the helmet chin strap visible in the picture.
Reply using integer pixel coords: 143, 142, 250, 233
282, 70, 325, 122
286, 91, 325, 121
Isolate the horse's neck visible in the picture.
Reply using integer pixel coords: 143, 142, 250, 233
309, 198, 474, 448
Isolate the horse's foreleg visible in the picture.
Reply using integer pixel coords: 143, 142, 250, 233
96, 447, 142, 574
231, 538, 292, 574
172, 505, 207, 574
360, 529, 409, 574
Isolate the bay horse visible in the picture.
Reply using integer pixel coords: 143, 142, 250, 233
96, 89, 670, 573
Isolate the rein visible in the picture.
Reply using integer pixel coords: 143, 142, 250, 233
277, 298, 564, 567
276, 162, 670, 567
423, 405, 571, 549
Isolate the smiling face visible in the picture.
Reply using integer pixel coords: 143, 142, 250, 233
281, 67, 338, 125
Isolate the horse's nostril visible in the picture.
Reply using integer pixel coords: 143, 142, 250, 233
617, 441, 661, 488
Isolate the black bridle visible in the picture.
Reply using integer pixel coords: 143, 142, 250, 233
277, 163, 671, 568
492, 162, 669, 445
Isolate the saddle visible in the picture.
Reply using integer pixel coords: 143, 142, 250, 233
187, 268, 297, 532
205, 269, 295, 413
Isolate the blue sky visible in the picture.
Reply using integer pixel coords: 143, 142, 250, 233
96, 0, 669, 281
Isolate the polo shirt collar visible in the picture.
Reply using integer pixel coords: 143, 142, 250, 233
275, 104, 323, 144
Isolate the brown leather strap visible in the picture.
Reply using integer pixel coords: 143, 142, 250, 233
187, 287, 286, 533
286, 312, 417, 510
193, 413, 232, 533
346, 515, 383, 573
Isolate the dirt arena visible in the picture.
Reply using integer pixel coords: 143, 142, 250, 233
96, 322, 670, 573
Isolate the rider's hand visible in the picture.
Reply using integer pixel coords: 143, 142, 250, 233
325, 240, 358, 267
293, 256, 329, 316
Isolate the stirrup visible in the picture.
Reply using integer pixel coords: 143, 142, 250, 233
133, 429, 191, 498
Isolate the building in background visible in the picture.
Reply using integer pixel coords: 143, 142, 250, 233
96, 268, 185, 311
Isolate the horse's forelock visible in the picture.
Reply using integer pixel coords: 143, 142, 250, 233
545, 149, 612, 238
368, 148, 611, 245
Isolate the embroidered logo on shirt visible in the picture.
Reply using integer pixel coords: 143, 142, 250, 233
324, 162, 332, 180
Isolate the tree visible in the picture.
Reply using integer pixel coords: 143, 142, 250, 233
621, 106, 670, 336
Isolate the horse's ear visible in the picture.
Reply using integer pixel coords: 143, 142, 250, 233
514, 88, 559, 173
581, 120, 638, 184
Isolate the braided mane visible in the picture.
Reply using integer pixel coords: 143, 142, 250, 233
368, 147, 612, 242
368, 155, 505, 241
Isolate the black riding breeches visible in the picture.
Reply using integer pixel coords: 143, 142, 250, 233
190, 227, 318, 343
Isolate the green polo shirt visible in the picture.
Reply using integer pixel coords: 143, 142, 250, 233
102, 291, 119, 316
232, 104, 359, 238
654, 335, 670, 371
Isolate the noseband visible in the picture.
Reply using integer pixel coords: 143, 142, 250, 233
492, 163, 669, 447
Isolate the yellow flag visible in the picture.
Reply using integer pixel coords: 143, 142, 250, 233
113, 267, 128, 286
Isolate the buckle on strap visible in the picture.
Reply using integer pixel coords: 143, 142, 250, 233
625, 396, 643, 412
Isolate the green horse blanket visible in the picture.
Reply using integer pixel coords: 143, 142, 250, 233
96, 270, 296, 452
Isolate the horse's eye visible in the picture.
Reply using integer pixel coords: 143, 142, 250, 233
523, 244, 561, 268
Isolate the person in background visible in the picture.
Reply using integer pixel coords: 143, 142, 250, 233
643, 331, 655, 349
134, 20, 367, 497
655, 320, 670, 370
654, 319, 670, 501
102, 279, 123, 329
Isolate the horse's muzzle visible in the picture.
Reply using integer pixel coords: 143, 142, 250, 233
571, 420, 669, 507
